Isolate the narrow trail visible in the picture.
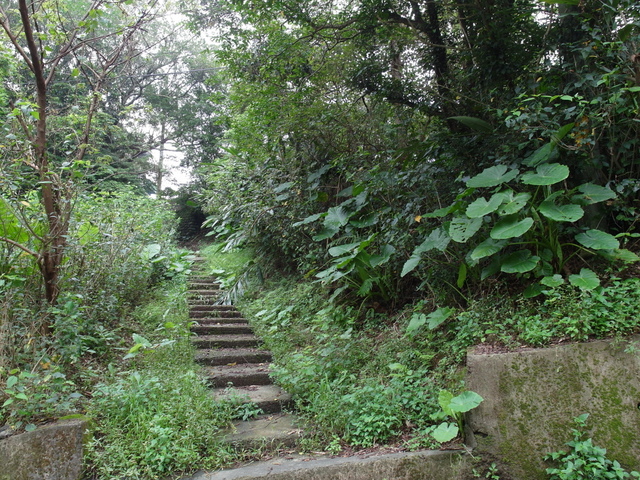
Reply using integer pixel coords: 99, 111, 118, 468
188, 255, 301, 451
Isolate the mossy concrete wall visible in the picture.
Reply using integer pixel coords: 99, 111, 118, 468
466, 337, 640, 479
0, 418, 87, 480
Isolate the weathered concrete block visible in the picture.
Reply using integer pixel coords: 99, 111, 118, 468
183, 450, 472, 480
0, 419, 87, 480
466, 337, 640, 479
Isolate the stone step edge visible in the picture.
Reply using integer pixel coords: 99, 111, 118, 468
178, 448, 471, 480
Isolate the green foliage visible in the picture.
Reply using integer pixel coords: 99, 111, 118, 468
0, 367, 82, 432
86, 367, 232, 479
429, 390, 483, 443
545, 414, 640, 479
403, 126, 637, 292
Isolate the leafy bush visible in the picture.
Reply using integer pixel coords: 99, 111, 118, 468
545, 414, 640, 480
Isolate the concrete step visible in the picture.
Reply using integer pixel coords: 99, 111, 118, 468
190, 310, 244, 319
223, 413, 302, 450
195, 348, 273, 366
192, 317, 249, 325
188, 289, 221, 296
191, 323, 253, 335
189, 283, 222, 289
213, 384, 293, 414
189, 306, 238, 312
204, 363, 272, 388
189, 305, 242, 314
192, 334, 261, 349
179, 449, 472, 480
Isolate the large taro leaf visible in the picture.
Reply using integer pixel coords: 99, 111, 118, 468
449, 217, 483, 243
449, 391, 484, 413
568, 268, 600, 290
490, 215, 534, 240
432, 422, 459, 443
538, 200, 584, 222
465, 193, 504, 218
498, 191, 531, 215
401, 228, 450, 277
500, 250, 540, 273
466, 165, 519, 188
572, 183, 617, 205
521, 163, 570, 186
575, 229, 620, 250
470, 238, 507, 261
449, 116, 494, 133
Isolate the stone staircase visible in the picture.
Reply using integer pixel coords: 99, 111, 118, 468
188, 257, 301, 450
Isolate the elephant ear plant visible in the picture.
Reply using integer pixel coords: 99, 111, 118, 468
430, 390, 484, 444
402, 124, 639, 295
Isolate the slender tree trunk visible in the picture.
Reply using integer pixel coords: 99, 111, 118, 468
156, 121, 166, 198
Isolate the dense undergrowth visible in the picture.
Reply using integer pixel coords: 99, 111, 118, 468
203, 242, 640, 452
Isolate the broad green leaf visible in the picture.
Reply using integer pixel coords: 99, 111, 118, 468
572, 183, 617, 205
541, 274, 565, 287
568, 268, 600, 290
350, 212, 378, 228
6, 376, 17, 389
467, 165, 519, 188
438, 390, 454, 417
432, 422, 459, 443
449, 217, 483, 243
401, 255, 421, 277
470, 238, 507, 261
324, 206, 350, 228
538, 201, 584, 222
406, 313, 426, 335
498, 192, 531, 215
449, 391, 484, 413
552, 123, 575, 145
141, 243, 162, 260
449, 116, 493, 133
424, 204, 456, 218
328, 242, 361, 257
312, 225, 339, 241
523, 143, 554, 167
293, 213, 323, 227
466, 194, 504, 218
369, 244, 395, 267
521, 163, 570, 186
426, 307, 454, 330
490, 216, 534, 240
132, 333, 152, 348
575, 229, 619, 250
500, 250, 540, 273
457, 262, 467, 288
415, 228, 451, 253
524, 283, 544, 298
597, 249, 640, 263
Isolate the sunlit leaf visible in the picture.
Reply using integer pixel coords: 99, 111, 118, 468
568, 268, 600, 290
432, 422, 459, 443
521, 163, 570, 186
541, 274, 565, 287
575, 229, 619, 250
470, 238, 506, 261
449, 391, 484, 413
572, 183, 617, 205
466, 165, 519, 188
449, 217, 482, 243
490, 216, 534, 239
466, 193, 504, 218
538, 201, 584, 222
498, 192, 531, 215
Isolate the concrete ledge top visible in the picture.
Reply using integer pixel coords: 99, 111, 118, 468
180, 449, 470, 480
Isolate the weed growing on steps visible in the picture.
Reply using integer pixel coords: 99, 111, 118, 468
84, 279, 237, 479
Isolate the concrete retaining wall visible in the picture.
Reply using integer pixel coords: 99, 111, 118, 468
0, 418, 87, 480
466, 337, 640, 479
